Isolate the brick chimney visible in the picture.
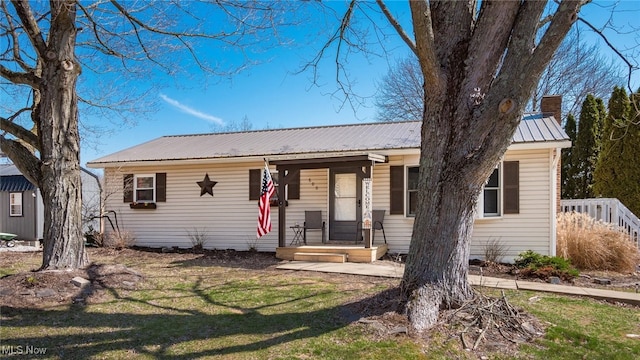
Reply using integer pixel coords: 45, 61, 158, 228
541, 95, 563, 216
541, 95, 562, 125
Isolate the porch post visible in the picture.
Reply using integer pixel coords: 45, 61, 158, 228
362, 165, 373, 249
277, 165, 287, 247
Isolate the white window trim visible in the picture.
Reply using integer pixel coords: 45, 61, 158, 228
134, 174, 156, 203
271, 170, 283, 199
10, 192, 23, 217
405, 165, 419, 218
476, 163, 503, 220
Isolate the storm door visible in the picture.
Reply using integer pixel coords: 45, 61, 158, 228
329, 167, 365, 241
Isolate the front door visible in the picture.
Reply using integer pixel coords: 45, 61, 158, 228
329, 167, 365, 241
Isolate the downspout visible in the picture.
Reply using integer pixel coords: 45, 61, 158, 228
549, 148, 562, 256
81, 167, 103, 234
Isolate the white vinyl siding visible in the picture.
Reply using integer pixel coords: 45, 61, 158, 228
103, 163, 328, 252
373, 155, 416, 254
471, 149, 553, 261
376, 151, 554, 259
101, 147, 554, 261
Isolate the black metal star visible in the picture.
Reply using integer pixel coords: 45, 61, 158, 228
197, 173, 217, 197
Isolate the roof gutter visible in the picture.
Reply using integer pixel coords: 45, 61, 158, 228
508, 140, 571, 151
86, 149, 420, 169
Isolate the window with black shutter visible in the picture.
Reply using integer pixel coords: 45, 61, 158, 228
123, 173, 166, 205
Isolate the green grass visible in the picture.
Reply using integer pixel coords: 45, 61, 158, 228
482, 288, 640, 360
1, 250, 639, 359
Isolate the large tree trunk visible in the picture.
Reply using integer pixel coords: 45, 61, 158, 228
402, 179, 478, 331
37, 1, 87, 270
401, 101, 496, 331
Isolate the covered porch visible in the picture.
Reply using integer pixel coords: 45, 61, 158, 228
272, 154, 389, 263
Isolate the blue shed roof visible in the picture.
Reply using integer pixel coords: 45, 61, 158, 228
0, 175, 36, 192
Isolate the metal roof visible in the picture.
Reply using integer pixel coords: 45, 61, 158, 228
0, 175, 36, 192
513, 113, 568, 143
88, 115, 569, 166
0, 165, 36, 192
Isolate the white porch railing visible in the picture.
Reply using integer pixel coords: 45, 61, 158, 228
560, 198, 640, 249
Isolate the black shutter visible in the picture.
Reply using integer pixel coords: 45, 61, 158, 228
123, 174, 133, 203
156, 173, 166, 202
390, 166, 404, 215
503, 161, 519, 214
249, 169, 261, 200
287, 169, 300, 200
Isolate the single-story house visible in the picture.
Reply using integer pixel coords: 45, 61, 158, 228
87, 98, 569, 263
0, 163, 102, 240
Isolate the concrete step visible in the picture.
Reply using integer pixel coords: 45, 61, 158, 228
293, 252, 347, 263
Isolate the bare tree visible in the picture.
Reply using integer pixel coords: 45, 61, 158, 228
218, 115, 253, 132
374, 55, 423, 121
531, 28, 624, 118
376, 29, 623, 123
0, 0, 294, 269
318, 0, 622, 332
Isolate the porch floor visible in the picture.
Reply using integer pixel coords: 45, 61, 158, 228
276, 243, 388, 263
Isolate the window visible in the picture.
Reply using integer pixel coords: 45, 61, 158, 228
249, 168, 299, 203
480, 166, 501, 217
135, 174, 155, 202
270, 171, 281, 206
389, 161, 519, 218
123, 173, 166, 204
477, 161, 520, 218
406, 167, 419, 216
10, 192, 22, 216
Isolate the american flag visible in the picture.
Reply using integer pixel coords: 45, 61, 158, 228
257, 163, 275, 238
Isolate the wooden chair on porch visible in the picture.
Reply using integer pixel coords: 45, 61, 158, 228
304, 211, 325, 243
355, 209, 387, 245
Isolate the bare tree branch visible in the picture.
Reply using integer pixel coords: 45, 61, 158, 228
408, 0, 440, 91
1, 1, 33, 72
465, 0, 520, 93
9, 0, 47, 57
0, 135, 41, 184
375, 0, 416, 55
577, 16, 637, 91
0, 63, 38, 87
0, 108, 39, 150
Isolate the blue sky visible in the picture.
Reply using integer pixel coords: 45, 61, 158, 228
80, 1, 640, 167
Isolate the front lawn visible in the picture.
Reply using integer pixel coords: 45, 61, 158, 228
1, 248, 638, 359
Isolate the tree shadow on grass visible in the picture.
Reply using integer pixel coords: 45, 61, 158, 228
1, 276, 401, 359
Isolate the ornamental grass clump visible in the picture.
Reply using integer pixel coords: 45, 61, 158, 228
556, 212, 639, 273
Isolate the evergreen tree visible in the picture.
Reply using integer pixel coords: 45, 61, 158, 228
595, 98, 606, 152
594, 86, 630, 200
620, 90, 640, 215
561, 113, 578, 198
573, 94, 602, 198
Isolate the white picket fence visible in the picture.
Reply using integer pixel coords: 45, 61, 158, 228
560, 198, 640, 249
